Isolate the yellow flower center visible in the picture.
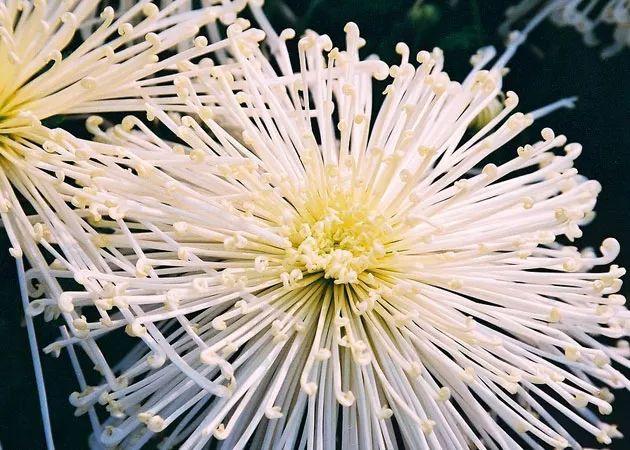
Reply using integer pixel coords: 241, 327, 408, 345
285, 191, 391, 284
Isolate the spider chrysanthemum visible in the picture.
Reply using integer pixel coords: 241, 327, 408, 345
39, 22, 628, 450
0, 0, 251, 259
0, 1, 254, 446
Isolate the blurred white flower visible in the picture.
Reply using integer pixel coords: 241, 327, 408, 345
501, 0, 630, 58
39, 20, 629, 449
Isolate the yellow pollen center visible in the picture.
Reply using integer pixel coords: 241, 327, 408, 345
286, 193, 390, 284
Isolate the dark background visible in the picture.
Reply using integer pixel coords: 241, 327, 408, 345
0, 0, 628, 448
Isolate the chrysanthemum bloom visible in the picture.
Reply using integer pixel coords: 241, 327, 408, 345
39, 20, 628, 449
0, 0, 252, 258
0, 0, 256, 445
501, 0, 629, 57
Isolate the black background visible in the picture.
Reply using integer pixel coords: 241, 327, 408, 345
0, 0, 628, 448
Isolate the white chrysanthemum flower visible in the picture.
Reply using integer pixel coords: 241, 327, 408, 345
0, 0, 253, 253
36, 21, 628, 449
0, 0, 254, 446
501, 0, 630, 57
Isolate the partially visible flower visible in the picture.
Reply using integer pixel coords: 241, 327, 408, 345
39, 21, 629, 449
0, 0, 262, 297
501, 0, 629, 57
0, 0, 250, 254
0, 1, 255, 445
